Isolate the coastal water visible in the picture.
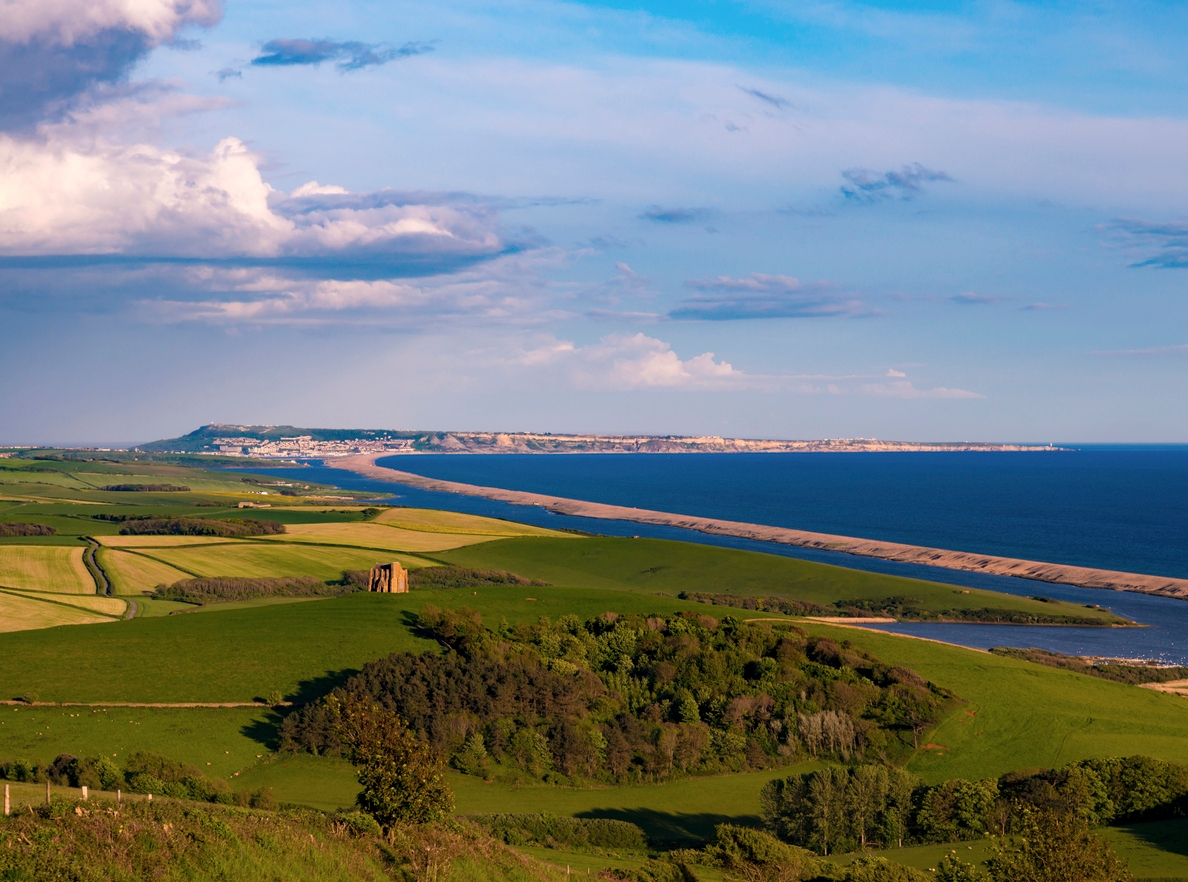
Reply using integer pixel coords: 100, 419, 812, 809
376, 448, 1188, 580
245, 448, 1188, 663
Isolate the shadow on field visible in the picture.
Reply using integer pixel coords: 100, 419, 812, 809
288, 670, 362, 705
241, 712, 284, 750
1119, 818, 1188, 859
574, 808, 762, 846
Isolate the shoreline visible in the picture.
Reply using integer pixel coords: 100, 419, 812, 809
330, 454, 1188, 602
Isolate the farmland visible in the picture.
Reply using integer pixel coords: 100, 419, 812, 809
0, 452, 1186, 880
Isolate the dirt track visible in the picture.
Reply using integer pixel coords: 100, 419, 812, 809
333, 454, 1188, 602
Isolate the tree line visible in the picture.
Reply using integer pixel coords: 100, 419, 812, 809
119, 517, 285, 537
101, 484, 190, 492
0, 522, 55, 537
153, 575, 356, 604
278, 607, 953, 785
678, 591, 1117, 626
760, 755, 1188, 855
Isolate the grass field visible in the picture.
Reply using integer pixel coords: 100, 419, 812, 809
0, 705, 272, 777
13, 591, 128, 617
0, 545, 93, 593
256, 521, 505, 553
802, 623, 1188, 783
132, 542, 434, 581
436, 537, 1127, 624
95, 535, 243, 548
98, 547, 194, 594
374, 507, 566, 537
0, 590, 113, 632
0, 587, 771, 703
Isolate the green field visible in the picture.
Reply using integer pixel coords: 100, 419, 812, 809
0, 545, 93, 593
436, 537, 1127, 625
98, 546, 193, 594
794, 623, 1188, 782
130, 542, 434, 581
0, 589, 114, 632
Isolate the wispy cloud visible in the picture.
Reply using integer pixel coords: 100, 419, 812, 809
670, 273, 867, 320
638, 206, 714, 224
859, 379, 983, 399
951, 292, 1004, 305
1094, 343, 1188, 356
1109, 217, 1188, 268
250, 38, 434, 72
738, 86, 791, 110
841, 163, 953, 203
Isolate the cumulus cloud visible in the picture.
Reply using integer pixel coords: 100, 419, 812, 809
841, 163, 952, 203
670, 273, 866, 320
250, 38, 433, 71
0, 135, 506, 272
0, 0, 222, 129
515, 333, 742, 390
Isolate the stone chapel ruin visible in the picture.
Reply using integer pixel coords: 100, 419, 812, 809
367, 561, 409, 593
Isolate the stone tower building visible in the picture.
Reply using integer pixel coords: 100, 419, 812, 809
367, 562, 409, 593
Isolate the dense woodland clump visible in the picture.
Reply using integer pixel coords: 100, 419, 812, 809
153, 576, 356, 604
101, 483, 190, 492
761, 754, 1188, 855
680, 591, 1116, 626
119, 516, 285, 537
990, 647, 1188, 684
0, 522, 55, 537
338, 566, 549, 592
279, 607, 953, 785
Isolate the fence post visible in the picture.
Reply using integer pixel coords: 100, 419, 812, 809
3, 783, 9, 816
81, 785, 88, 800
45, 780, 51, 804
117, 788, 121, 804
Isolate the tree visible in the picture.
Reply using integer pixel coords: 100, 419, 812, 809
329, 695, 454, 827
848, 765, 889, 849
935, 853, 987, 882
986, 810, 1131, 882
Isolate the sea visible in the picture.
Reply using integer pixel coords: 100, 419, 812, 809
245, 446, 1188, 664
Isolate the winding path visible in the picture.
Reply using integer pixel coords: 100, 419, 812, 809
331, 454, 1188, 602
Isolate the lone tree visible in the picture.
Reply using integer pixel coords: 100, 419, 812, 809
328, 695, 454, 827
987, 809, 1131, 882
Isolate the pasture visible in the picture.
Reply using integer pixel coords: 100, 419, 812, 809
0, 545, 93, 593
129, 542, 433, 581
805, 622, 1188, 783
437, 536, 1127, 624
373, 507, 565, 537
255, 521, 505, 553
97, 547, 193, 594
0, 590, 113, 632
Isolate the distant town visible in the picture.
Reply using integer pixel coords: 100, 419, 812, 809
137, 424, 1063, 459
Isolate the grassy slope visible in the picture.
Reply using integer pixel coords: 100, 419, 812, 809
255, 522, 505, 553
132, 543, 434, 580
802, 623, 1188, 783
0, 586, 773, 703
0, 545, 92, 593
437, 537, 1127, 624
99, 547, 193, 594
0, 590, 111, 632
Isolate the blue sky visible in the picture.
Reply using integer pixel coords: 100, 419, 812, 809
0, 0, 1185, 443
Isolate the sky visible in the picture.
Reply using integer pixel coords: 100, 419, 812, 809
1, 0, 1186, 444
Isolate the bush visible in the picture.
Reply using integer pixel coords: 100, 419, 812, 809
409, 566, 549, 590
840, 856, 931, 882
153, 576, 353, 604
471, 814, 647, 851
120, 517, 285, 537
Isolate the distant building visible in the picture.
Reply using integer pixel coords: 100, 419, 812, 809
368, 562, 409, 593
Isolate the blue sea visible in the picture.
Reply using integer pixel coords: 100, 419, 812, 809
248, 447, 1188, 663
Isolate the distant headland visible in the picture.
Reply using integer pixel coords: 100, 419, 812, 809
140, 424, 1063, 458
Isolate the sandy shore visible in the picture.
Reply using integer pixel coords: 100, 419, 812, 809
331, 454, 1188, 602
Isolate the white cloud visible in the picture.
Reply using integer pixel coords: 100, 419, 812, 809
859, 378, 983, 399
514, 332, 744, 390
0, 133, 503, 261
0, 0, 221, 47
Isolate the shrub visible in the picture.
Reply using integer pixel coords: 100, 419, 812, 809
120, 517, 285, 537
471, 814, 647, 851
153, 576, 352, 604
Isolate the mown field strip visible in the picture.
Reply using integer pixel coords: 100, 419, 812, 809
97, 548, 194, 594
95, 536, 249, 548
373, 506, 567, 537
253, 521, 501, 552
0, 590, 113, 632
131, 542, 435, 581
1, 590, 127, 617
0, 545, 93, 593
